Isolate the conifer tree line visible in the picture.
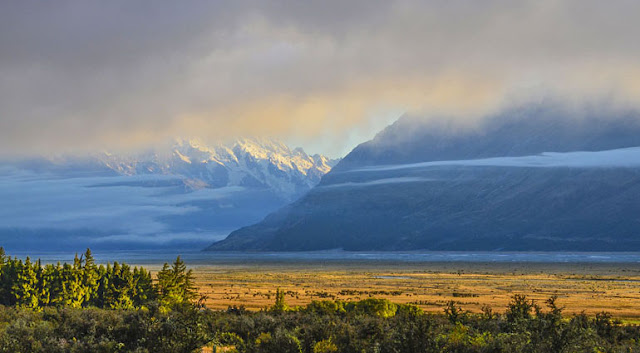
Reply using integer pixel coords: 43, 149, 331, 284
0, 247, 197, 310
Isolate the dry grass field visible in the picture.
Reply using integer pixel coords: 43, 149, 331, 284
187, 262, 640, 320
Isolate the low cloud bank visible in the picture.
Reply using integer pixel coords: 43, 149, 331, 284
350, 147, 640, 173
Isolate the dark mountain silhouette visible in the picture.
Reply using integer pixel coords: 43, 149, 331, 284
207, 104, 640, 251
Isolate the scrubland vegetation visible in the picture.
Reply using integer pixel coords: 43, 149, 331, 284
193, 263, 640, 318
2, 290, 640, 352
1, 249, 639, 352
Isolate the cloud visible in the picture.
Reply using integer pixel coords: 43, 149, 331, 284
0, 169, 249, 247
349, 147, 640, 172
318, 177, 436, 189
2, 0, 640, 157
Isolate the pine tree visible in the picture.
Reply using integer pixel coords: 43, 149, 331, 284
1, 258, 18, 306
157, 262, 176, 308
132, 267, 156, 307
0, 250, 197, 311
103, 262, 120, 309
46, 262, 65, 306
156, 256, 197, 309
114, 263, 134, 309
0, 248, 9, 305
82, 248, 99, 306
14, 257, 39, 309
34, 259, 50, 307
102, 262, 134, 309
173, 256, 197, 303
95, 263, 111, 308
272, 287, 289, 312
61, 260, 84, 308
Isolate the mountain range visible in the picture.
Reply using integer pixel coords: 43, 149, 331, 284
208, 104, 640, 251
13, 137, 336, 200
0, 138, 337, 250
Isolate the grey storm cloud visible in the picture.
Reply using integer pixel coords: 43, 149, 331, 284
2, 0, 640, 157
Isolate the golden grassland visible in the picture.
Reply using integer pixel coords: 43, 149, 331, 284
185, 262, 640, 320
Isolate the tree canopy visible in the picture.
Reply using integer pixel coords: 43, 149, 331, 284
0, 248, 195, 311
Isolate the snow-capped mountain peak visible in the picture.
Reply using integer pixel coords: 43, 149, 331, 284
32, 137, 339, 200
0, 138, 339, 250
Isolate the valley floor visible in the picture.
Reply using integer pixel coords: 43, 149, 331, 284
189, 261, 640, 320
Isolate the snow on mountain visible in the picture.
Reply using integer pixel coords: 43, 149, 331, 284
0, 138, 339, 251
45, 137, 339, 200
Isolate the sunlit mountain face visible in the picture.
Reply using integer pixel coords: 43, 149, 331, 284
209, 105, 640, 251
0, 138, 338, 251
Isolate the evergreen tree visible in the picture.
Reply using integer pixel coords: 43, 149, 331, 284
156, 262, 174, 307
13, 257, 39, 309
272, 287, 289, 312
81, 248, 99, 306
45, 262, 64, 306
60, 261, 84, 308
0, 248, 10, 305
173, 256, 197, 303
113, 262, 135, 309
95, 263, 111, 308
0, 249, 187, 311
104, 262, 123, 309
157, 256, 197, 309
34, 259, 50, 307
132, 266, 156, 307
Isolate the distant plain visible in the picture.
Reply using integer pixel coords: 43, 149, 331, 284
189, 261, 640, 320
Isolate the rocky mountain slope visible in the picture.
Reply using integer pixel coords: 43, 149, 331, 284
207, 105, 640, 251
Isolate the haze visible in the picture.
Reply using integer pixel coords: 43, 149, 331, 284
2, 0, 640, 158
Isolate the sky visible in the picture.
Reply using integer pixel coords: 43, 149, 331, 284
2, 1, 640, 158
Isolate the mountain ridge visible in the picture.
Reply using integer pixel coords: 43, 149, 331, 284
207, 105, 640, 251
8, 137, 339, 201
